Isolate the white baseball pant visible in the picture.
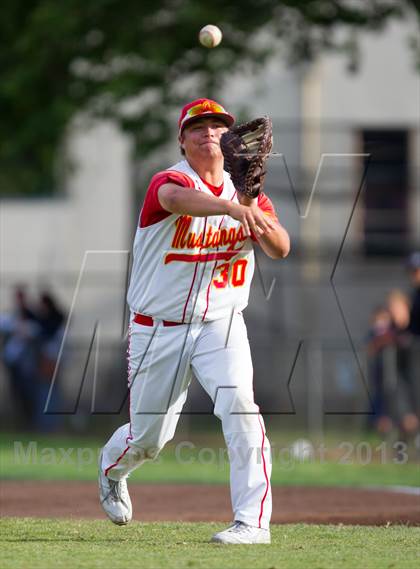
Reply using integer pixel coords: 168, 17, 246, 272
101, 312, 272, 529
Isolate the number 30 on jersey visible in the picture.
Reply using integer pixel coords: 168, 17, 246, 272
213, 259, 248, 289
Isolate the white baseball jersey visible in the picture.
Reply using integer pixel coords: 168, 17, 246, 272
127, 160, 255, 323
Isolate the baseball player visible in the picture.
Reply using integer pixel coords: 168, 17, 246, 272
99, 98, 290, 544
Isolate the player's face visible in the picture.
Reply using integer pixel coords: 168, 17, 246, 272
412, 268, 420, 285
180, 118, 228, 161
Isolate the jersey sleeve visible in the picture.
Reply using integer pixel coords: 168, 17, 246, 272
139, 170, 195, 228
250, 193, 279, 241
257, 193, 278, 222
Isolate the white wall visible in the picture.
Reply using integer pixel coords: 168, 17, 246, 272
318, 20, 419, 125
299, 18, 420, 251
0, 121, 132, 314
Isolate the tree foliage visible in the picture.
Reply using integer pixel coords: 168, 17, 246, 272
1, 0, 418, 195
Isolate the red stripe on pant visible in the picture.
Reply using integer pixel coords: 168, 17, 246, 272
104, 445, 131, 477
104, 325, 134, 478
257, 414, 270, 528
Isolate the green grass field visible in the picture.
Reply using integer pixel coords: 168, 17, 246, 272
1, 432, 419, 487
1, 432, 419, 569
1, 518, 419, 569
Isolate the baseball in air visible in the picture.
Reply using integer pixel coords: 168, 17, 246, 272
199, 25, 223, 48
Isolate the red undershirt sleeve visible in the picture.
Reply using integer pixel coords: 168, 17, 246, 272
139, 171, 195, 228
250, 193, 279, 241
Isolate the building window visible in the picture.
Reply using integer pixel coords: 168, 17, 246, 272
361, 129, 409, 256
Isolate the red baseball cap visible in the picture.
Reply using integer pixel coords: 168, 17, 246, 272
178, 98, 234, 133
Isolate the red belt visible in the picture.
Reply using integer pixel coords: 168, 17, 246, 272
134, 313, 182, 327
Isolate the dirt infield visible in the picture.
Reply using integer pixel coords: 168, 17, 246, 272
1, 482, 419, 525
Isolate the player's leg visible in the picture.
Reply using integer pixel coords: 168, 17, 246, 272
191, 313, 272, 543
99, 320, 195, 523
102, 321, 195, 478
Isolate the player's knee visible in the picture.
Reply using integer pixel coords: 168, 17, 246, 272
214, 390, 260, 432
128, 431, 165, 462
214, 389, 256, 415
128, 444, 161, 464
144, 446, 161, 460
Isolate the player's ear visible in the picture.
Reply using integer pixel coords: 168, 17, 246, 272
179, 133, 186, 153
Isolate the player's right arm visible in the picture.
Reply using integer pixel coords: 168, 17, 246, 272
158, 183, 275, 238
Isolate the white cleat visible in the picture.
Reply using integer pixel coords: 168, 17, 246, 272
211, 521, 271, 544
98, 452, 132, 525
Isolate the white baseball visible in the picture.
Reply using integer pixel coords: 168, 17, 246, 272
199, 25, 222, 48
290, 439, 315, 462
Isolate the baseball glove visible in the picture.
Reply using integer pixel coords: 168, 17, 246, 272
220, 116, 273, 199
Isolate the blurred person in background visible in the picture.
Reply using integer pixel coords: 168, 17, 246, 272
407, 252, 420, 452
366, 290, 419, 442
0, 287, 67, 432
0, 286, 39, 429
408, 252, 420, 337
366, 305, 394, 435
33, 291, 66, 432
387, 290, 419, 438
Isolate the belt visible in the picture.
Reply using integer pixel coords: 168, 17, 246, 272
133, 313, 182, 327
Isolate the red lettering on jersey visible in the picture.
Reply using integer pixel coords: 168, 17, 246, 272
219, 228, 228, 245
172, 216, 192, 248
171, 216, 247, 254
203, 226, 214, 248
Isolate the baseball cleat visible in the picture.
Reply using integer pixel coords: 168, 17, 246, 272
211, 521, 271, 544
98, 452, 132, 525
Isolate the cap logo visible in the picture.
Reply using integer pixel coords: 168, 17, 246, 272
180, 100, 228, 129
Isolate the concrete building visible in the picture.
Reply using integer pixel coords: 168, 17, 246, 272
1, 17, 418, 430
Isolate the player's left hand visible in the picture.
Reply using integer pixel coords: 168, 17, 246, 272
226, 200, 276, 237
236, 194, 277, 236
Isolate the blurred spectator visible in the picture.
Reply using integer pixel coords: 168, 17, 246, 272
33, 291, 66, 431
367, 305, 394, 434
406, 252, 420, 451
0, 287, 67, 431
366, 290, 419, 439
0, 286, 40, 429
407, 252, 420, 336
387, 290, 419, 436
